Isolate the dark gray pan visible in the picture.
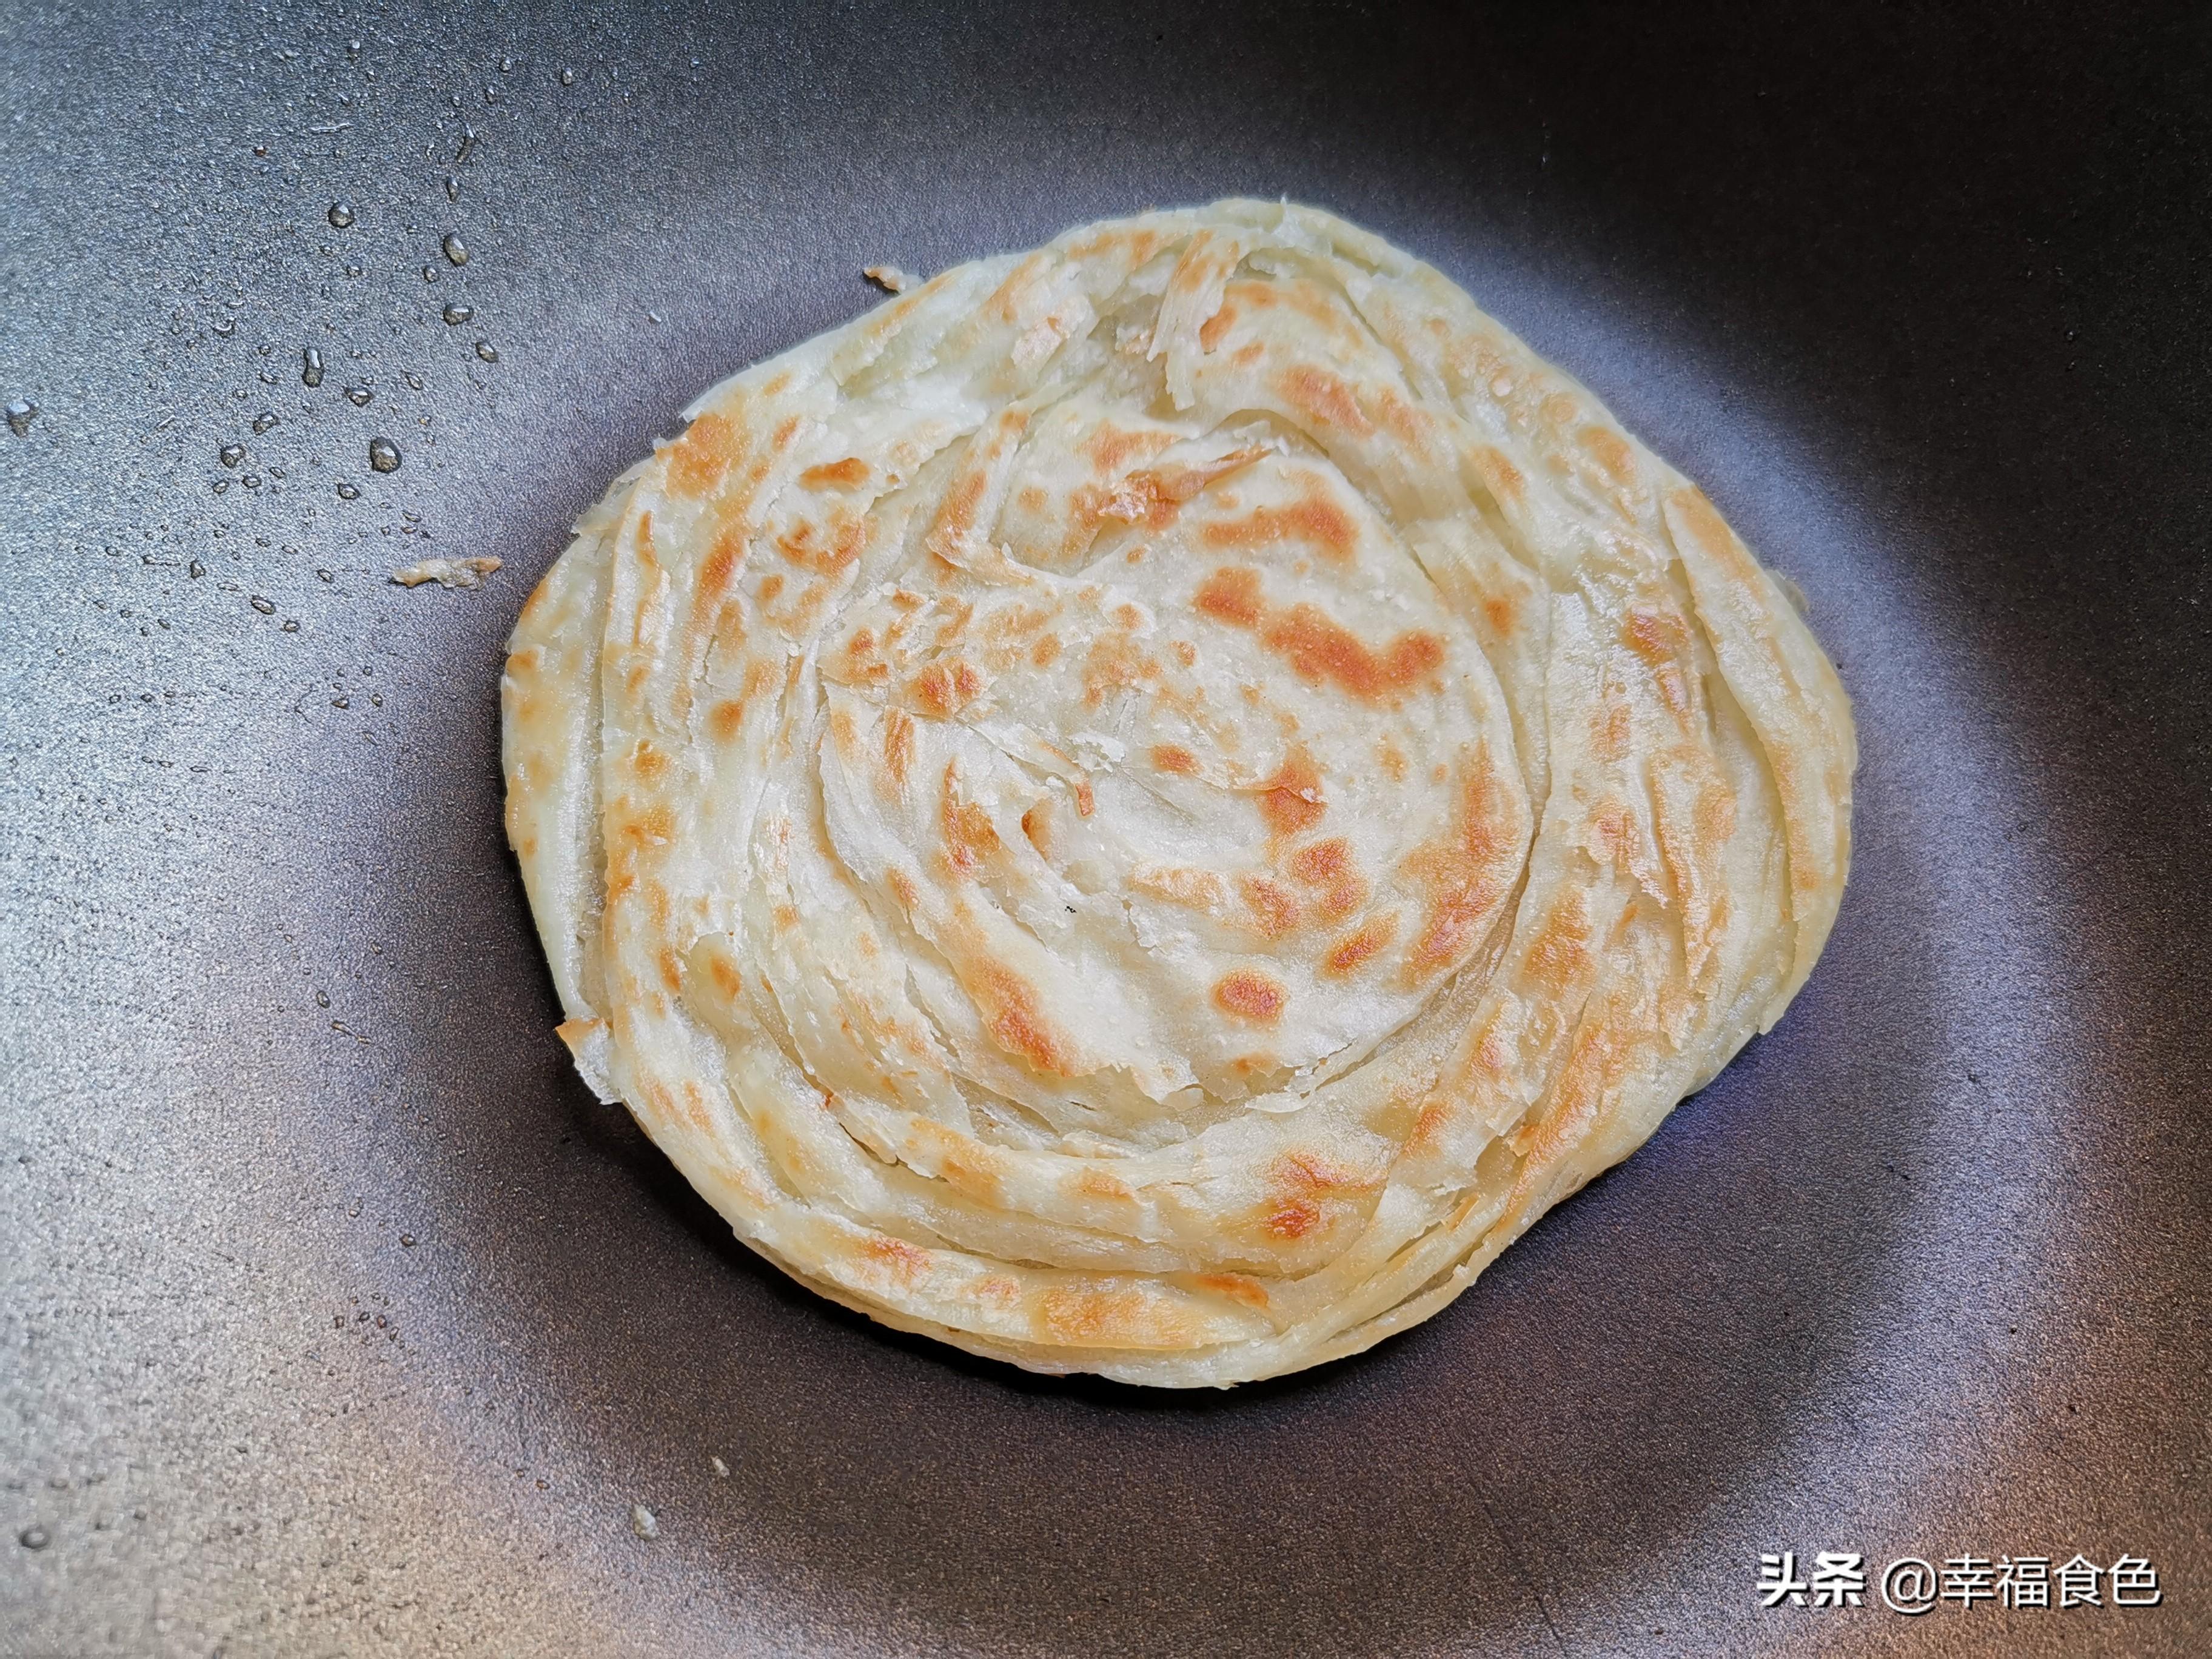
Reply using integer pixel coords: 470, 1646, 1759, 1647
2, 3, 2205, 1654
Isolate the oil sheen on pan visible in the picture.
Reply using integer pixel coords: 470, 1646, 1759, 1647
499, 199, 1856, 1387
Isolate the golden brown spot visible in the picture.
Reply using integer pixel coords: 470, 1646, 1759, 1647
916, 658, 985, 718
758, 573, 785, 603
1199, 483, 1358, 564
860, 1235, 930, 1286
1193, 564, 1264, 627
985, 252, 1051, 323
1258, 747, 1326, 836
940, 767, 1000, 876
774, 512, 866, 575
1278, 1151, 1369, 1194
1173, 638, 1198, 667
1031, 633, 1063, 668
1667, 485, 1763, 586
631, 740, 670, 782
1016, 484, 1048, 512
1074, 1168, 1136, 1204
1526, 888, 1594, 993
1289, 837, 1352, 885
1020, 799, 1054, 859
1276, 365, 1374, 435
1083, 423, 1175, 475
1037, 1285, 1180, 1349
773, 903, 800, 932
972, 963, 1072, 1075
1239, 874, 1301, 939
1196, 303, 1239, 352
883, 708, 915, 788
1133, 865, 1227, 913
829, 706, 857, 755
617, 802, 676, 848
1190, 1272, 1269, 1310
1114, 602, 1144, 631
1400, 749, 1521, 979
1375, 386, 1426, 444
1404, 1098, 1452, 1156
1623, 606, 1690, 666
1578, 425, 1635, 484
847, 626, 877, 659
1213, 968, 1285, 1024
1595, 694, 1632, 760
1483, 594, 1518, 637
888, 868, 919, 910
1197, 567, 1444, 703
1151, 743, 1199, 776
1476, 1027, 1510, 1076
1262, 605, 1445, 703
698, 523, 747, 609
1472, 446, 1526, 507
1074, 779, 1096, 817
1264, 1199, 1320, 1240
1081, 632, 1157, 705
665, 410, 742, 498
1322, 911, 1399, 977
928, 466, 990, 560
706, 953, 745, 1002
1316, 874, 1370, 924
800, 456, 870, 489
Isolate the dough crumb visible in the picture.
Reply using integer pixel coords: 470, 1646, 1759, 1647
391, 556, 502, 589
629, 1503, 659, 1539
709, 1455, 730, 1478
863, 264, 911, 294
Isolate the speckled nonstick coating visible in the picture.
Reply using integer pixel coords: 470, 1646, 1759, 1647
2, 3, 2205, 1654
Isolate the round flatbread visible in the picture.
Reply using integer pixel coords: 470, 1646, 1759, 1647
501, 200, 1855, 1387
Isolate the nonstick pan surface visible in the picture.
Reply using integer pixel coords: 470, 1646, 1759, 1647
2, 4, 2208, 1655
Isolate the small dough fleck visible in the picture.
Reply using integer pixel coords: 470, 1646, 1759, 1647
863, 264, 911, 294
391, 556, 503, 589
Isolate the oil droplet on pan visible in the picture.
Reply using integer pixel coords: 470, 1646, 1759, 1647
328, 201, 356, 229
441, 232, 469, 266
5, 399, 36, 436
302, 347, 324, 386
344, 386, 372, 407
443, 303, 473, 325
219, 443, 246, 467
475, 340, 498, 362
367, 437, 401, 473
337, 482, 361, 500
